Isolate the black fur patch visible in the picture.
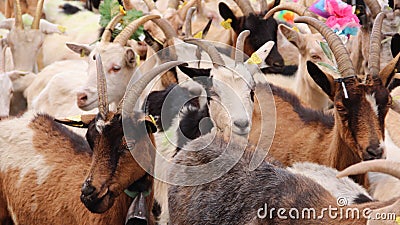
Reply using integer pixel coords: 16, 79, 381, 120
269, 83, 335, 129
60, 3, 81, 15
353, 193, 374, 204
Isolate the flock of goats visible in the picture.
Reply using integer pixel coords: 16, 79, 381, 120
0, 0, 399, 224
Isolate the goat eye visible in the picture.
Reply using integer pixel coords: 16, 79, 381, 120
387, 96, 393, 106
112, 65, 121, 72
335, 103, 346, 112
250, 90, 255, 102
92, 55, 96, 60
311, 55, 321, 61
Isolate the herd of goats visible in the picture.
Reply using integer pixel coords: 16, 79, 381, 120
0, 0, 399, 224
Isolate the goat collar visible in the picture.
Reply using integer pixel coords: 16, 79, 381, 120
124, 188, 151, 199
334, 75, 356, 99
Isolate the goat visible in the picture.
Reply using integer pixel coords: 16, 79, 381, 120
0, 53, 184, 224
0, 0, 65, 115
168, 130, 400, 224
67, 13, 162, 111
246, 15, 400, 188
218, 0, 291, 74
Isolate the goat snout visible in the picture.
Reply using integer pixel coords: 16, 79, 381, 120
77, 92, 88, 107
234, 119, 249, 129
364, 145, 384, 160
81, 181, 96, 197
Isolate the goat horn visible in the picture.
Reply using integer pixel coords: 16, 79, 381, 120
150, 18, 179, 41
102, 16, 123, 42
143, 0, 156, 11
260, 0, 269, 13
1, 45, 8, 73
294, 16, 356, 78
184, 38, 225, 66
264, 3, 312, 19
364, 0, 381, 18
31, 0, 44, 29
368, 12, 386, 77
114, 15, 161, 46
178, 0, 200, 20
336, 159, 400, 180
122, 0, 134, 10
14, 0, 23, 29
235, 30, 250, 64
122, 61, 187, 116
233, 0, 255, 15
101, 12, 125, 43
96, 54, 109, 120
168, 0, 179, 9
184, 7, 196, 38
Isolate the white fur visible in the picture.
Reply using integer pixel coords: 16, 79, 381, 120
366, 93, 378, 116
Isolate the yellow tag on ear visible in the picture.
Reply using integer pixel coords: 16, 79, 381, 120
221, 18, 232, 29
57, 25, 66, 33
395, 216, 400, 225
178, 1, 188, 9
66, 115, 83, 122
119, 5, 126, 15
135, 54, 141, 66
393, 96, 400, 101
292, 26, 300, 33
193, 31, 203, 39
248, 52, 262, 65
80, 49, 86, 58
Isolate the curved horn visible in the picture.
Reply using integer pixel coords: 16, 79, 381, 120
114, 14, 161, 46
14, 0, 23, 29
123, 61, 187, 116
264, 3, 313, 19
337, 159, 400, 180
96, 54, 109, 120
151, 18, 179, 41
168, 0, 179, 9
184, 7, 196, 38
184, 38, 225, 66
294, 16, 356, 77
235, 30, 250, 64
101, 12, 125, 43
177, 0, 200, 20
31, 0, 44, 29
143, 0, 156, 11
122, 0, 134, 10
233, 0, 255, 15
364, 0, 381, 19
368, 12, 386, 77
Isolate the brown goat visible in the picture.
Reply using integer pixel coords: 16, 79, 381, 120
249, 16, 400, 187
0, 55, 184, 224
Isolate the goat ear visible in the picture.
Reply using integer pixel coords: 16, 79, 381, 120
54, 114, 96, 128
178, 65, 211, 78
125, 48, 136, 67
391, 34, 400, 58
0, 18, 14, 30
66, 42, 93, 56
379, 52, 400, 87
218, 3, 238, 30
306, 61, 335, 99
278, 24, 304, 50
40, 20, 66, 34
7, 71, 29, 81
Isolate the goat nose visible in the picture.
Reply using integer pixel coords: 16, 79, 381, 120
234, 119, 249, 129
77, 92, 88, 107
81, 181, 96, 196
188, 86, 202, 97
366, 146, 384, 159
